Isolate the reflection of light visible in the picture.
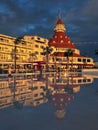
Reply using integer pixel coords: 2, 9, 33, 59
73, 86, 80, 93
74, 65, 77, 68
55, 110, 66, 119
64, 72, 68, 77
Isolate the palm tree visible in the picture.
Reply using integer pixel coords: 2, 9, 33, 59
64, 49, 74, 70
9, 75, 23, 109
41, 73, 52, 101
14, 37, 24, 73
53, 51, 59, 71
29, 52, 37, 72
41, 46, 53, 72
29, 52, 37, 61
13, 75, 23, 109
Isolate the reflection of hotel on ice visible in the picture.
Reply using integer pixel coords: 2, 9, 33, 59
0, 14, 94, 73
0, 73, 94, 116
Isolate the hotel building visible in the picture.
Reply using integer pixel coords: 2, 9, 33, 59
0, 34, 33, 73
48, 17, 94, 70
0, 34, 48, 73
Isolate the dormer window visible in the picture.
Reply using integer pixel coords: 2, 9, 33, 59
53, 41, 56, 43
60, 36, 62, 38
55, 36, 57, 38
61, 40, 64, 43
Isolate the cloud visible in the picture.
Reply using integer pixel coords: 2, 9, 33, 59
0, 0, 97, 42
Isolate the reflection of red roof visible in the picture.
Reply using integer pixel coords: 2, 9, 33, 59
48, 18, 77, 49
51, 93, 74, 110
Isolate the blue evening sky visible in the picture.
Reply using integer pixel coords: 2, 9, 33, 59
0, 0, 98, 60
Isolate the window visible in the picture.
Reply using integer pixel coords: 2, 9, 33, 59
83, 59, 86, 63
78, 79, 82, 83
40, 52, 43, 55
29, 51, 32, 54
40, 46, 44, 49
35, 45, 39, 48
32, 37, 34, 39
56, 79, 62, 83
35, 51, 39, 54
78, 58, 81, 62
34, 93, 38, 97
87, 79, 91, 82
61, 40, 64, 43
33, 86, 37, 90
87, 59, 91, 62
40, 92, 44, 96
36, 101, 40, 105
37, 37, 40, 40
0, 38, 4, 41
56, 58, 62, 61
40, 86, 45, 89
83, 79, 86, 82
21, 49, 25, 53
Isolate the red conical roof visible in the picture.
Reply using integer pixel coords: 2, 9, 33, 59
56, 18, 64, 24
49, 32, 76, 49
48, 18, 77, 49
